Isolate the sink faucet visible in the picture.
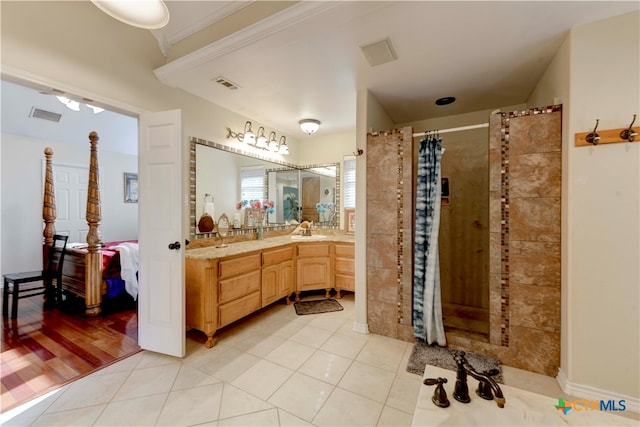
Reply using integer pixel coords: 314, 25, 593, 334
452, 351, 505, 408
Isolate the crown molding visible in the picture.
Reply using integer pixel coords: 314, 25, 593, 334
154, 1, 347, 84
150, 1, 253, 57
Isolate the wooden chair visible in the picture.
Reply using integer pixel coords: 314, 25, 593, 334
2, 235, 68, 319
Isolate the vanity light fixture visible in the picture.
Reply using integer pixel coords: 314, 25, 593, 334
299, 118, 321, 135
268, 131, 279, 152
243, 121, 256, 146
256, 127, 268, 149
90, 0, 170, 29
226, 121, 289, 155
278, 136, 289, 155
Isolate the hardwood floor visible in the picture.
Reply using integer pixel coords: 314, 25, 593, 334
1, 294, 139, 413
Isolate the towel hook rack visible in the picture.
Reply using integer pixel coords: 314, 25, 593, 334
619, 114, 637, 142
586, 119, 601, 145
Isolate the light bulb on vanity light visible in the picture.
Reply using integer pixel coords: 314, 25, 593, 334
242, 121, 256, 146
278, 136, 289, 155
268, 131, 279, 152
256, 127, 268, 149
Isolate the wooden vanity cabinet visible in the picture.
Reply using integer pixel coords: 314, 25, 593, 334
334, 242, 355, 298
185, 252, 261, 348
217, 253, 262, 328
186, 239, 355, 348
295, 243, 332, 301
262, 246, 294, 306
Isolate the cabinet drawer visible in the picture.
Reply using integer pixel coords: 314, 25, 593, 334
219, 254, 261, 279
218, 291, 261, 328
297, 243, 330, 257
262, 246, 294, 266
334, 243, 354, 258
335, 257, 355, 275
218, 270, 261, 304
335, 274, 354, 291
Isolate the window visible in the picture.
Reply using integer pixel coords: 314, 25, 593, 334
240, 166, 264, 201
343, 156, 356, 209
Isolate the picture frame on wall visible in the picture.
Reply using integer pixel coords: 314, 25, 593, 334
124, 172, 138, 203
345, 208, 355, 234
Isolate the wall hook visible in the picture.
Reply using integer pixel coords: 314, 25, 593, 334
353, 148, 364, 157
619, 114, 637, 142
586, 119, 601, 145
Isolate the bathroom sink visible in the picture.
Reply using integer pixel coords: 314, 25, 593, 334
290, 234, 328, 240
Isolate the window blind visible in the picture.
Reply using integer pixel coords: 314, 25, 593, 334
240, 166, 264, 201
343, 156, 356, 209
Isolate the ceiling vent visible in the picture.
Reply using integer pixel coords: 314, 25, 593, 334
213, 76, 240, 90
360, 37, 397, 67
30, 107, 62, 123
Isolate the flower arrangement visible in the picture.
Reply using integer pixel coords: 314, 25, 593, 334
236, 199, 275, 215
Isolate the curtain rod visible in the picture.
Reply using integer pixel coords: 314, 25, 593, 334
412, 122, 488, 138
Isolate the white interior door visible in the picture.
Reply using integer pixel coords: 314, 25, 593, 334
50, 163, 89, 243
138, 109, 185, 357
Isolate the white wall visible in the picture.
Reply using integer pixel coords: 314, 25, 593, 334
529, 11, 640, 403
1, 133, 138, 274
567, 11, 639, 401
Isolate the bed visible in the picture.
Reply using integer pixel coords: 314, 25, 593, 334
42, 132, 138, 316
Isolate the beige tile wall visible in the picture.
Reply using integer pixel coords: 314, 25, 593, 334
366, 107, 562, 376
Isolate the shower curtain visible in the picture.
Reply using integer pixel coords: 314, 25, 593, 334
413, 135, 446, 345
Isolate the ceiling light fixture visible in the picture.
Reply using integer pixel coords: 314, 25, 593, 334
226, 122, 289, 155
86, 104, 105, 114
299, 119, 321, 135
90, 0, 170, 29
56, 96, 105, 114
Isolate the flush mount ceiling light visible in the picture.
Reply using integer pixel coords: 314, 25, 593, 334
299, 119, 321, 135
435, 96, 456, 106
91, 0, 170, 29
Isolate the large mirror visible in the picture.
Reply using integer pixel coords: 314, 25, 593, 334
190, 137, 340, 239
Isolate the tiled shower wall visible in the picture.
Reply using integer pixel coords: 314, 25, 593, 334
366, 107, 561, 376
366, 128, 414, 342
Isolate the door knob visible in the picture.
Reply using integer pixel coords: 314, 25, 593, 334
168, 241, 181, 250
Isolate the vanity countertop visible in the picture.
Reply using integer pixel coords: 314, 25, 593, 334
412, 365, 635, 426
186, 233, 354, 260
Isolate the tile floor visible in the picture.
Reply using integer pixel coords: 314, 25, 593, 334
2, 294, 423, 426
2, 293, 638, 426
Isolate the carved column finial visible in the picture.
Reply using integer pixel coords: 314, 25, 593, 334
43, 147, 56, 245
86, 132, 102, 252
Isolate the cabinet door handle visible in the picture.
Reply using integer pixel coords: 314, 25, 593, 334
168, 241, 181, 250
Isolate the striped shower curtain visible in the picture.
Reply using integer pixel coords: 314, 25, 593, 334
413, 135, 446, 345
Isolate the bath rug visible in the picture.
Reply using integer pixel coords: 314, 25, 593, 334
406, 341, 503, 383
294, 298, 343, 315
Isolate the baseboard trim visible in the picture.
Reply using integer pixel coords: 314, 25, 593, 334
352, 321, 369, 334
557, 368, 639, 414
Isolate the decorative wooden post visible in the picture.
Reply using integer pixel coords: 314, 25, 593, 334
42, 147, 57, 304
85, 132, 103, 316
42, 147, 57, 247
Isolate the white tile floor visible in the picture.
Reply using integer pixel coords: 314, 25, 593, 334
3, 293, 638, 426
1, 294, 422, 426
